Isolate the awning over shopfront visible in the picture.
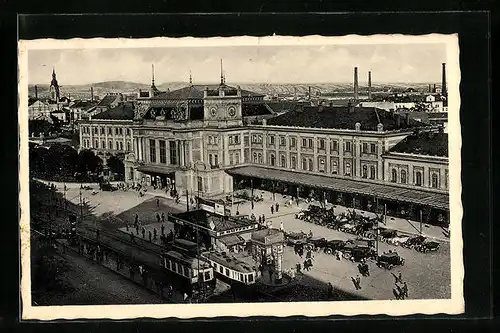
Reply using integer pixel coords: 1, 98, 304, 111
226, 166, 449, 211
136, 165, 178, 175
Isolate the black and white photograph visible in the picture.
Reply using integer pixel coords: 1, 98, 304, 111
18, 34, 463, 319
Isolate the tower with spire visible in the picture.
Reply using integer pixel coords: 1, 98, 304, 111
220, 59, 226, 85
150, 64, 160, 97
49, 67, 60, 102
189, 70, 193, 85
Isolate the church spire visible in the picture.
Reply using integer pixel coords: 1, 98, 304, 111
220, 59, 224, 85
151, 64, 155, 86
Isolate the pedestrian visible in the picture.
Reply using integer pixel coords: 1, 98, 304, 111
271, 205, 274, 214
149, 230, 152, 242
308, 230, 313, 238
275, 202, 279, 212
296, 262, 301, 274
142, 227, 146, 238
161, 224, 165, 236
258, 215, 262, 225
393, 288, 401, 300
126, 224, 129, 231
156, 198, 160, 208
402, 282, 408, 298
153, 228, 157, 240
356, 275, 362, 289
262, 215, 266, 223
280, 221, 284, 231
351, 277, 359, 290
398, 272, 403, 283
161, 212, 165, 223
156, 213, 160, 223
327, 282, 334, 298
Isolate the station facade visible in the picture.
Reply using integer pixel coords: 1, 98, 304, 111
121, 73, 449, 226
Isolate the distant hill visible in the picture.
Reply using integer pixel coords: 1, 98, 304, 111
28, 81, 441, 100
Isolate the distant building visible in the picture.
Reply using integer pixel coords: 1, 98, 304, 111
28, 99, 58, 119
69, 100, 99, 121
95, 93, 124, 113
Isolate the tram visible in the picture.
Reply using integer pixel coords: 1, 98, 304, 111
162, 250, 214, 285
202, 251, 257, 286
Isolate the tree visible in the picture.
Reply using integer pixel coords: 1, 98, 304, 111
106, 155, 125, 179
77, 149, 103, 177
48, 144, 78, 178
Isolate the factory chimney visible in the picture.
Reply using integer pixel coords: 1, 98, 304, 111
308, 86, 312, 100
90, 87, 94, 102
353, 67, 359, 101
35, 85, 38, 99
368, 71, 372, 100
428, 84, 431, 93
441, 63, 447, 97
433, 84, 436, 93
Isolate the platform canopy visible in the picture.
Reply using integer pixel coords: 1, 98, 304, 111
226, 166, 449, 211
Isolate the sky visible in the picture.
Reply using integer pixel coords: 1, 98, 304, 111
28, 43, 447, 85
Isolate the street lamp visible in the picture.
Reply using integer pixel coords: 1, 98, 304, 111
193, 160, 206, 209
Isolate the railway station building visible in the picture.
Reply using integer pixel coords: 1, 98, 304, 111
123, 68, 449, 227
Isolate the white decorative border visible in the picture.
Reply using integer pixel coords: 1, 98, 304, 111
18, 34, 463, 320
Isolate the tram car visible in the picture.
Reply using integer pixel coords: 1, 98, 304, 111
201, 251, 257, 286
161, 249, 214, 285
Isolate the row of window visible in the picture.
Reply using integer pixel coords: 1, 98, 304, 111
81, 126, 130, 136
82, 139, 131, 151
252, 152, 360, 177
228, 151, 240, 165
390, 169, 445, 188
211, 261, 254, 283
228, 135, 241, 145
148, 139, 178, 165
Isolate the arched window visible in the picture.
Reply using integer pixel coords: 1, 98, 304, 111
102, 140, 106, 149
109, 140, 113, 150
345, 162, 351, 176
401, 170, 407, 184
415, 171, 422, 186
332, 161, 338, 174
370, 166, 376, 179
95, 140, 98, 148
270, 154, 276, 166
391, 169, 398, 182
362, 165, 368, 178
280, 155, 286, 168
431, 173, 439, 188
258, 153, 263, 164
127, 142, 131, 151
253, 152, 258, 163
308, 158, 313, 171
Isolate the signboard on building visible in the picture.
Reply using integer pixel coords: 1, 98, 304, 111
214, 203, 225, 216
197, 197, 229, 216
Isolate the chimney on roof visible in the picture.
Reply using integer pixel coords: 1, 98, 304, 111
91, 87, 94, 102
368, 71, 372, 100
428, 84, 432, 93
441, 63, 447, 97
35, 85, 38, 99
308, 86, 312, 100
433, 84, 436, 93
354, 67, 359, 101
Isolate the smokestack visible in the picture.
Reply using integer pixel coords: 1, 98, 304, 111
441, 63, 447, 97
428, 84, 431, 93
354, 67, 359, 101
433, 84, 436, 93
35, 85, 38, 99
368, 71, 372, 100
91, 87, 94, 102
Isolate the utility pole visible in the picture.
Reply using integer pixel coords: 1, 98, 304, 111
251, 178, 254, 210
419, 209, 423, 234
